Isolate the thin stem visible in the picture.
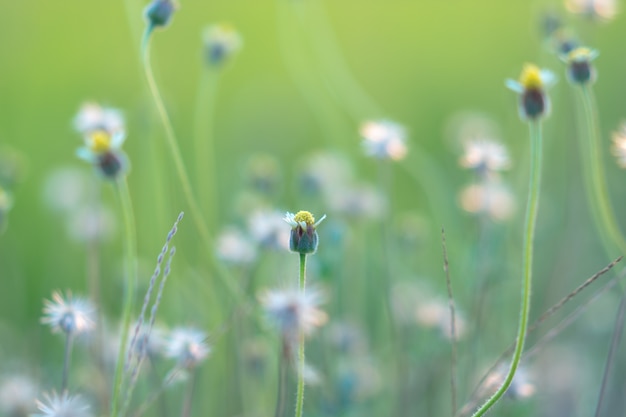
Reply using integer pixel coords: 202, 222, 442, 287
274, 341, 288, 417
181, 370, 199, 417
577, 84, 626, 256
470, 121, 542, 417
61, 332, 74, 392
442, 228, 457, 417
140, 27, 244, 303
295, 253, 307, 417
594, 291, 626, 417
111, 176, 138, 417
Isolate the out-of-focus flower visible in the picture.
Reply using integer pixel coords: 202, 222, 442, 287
360, 120, 408, 161
203, 23, 243, 67
565, 0, 618, 21
416, 298, 467, 340
243, 154, 281, 196
0, 186, 13, 233
216, 227, 258, 265
459, 181, 516, 221
0, 374, 38, 416
76, 130, 129, 180
506, 64, 556, 121
326, 321, 367, 354
42, 168, 94, 214
549, 28, 579, 55
73, 102, 124, 136
326, 184, 388, 220
0, 146, 27, 189
33, 391, 92, 417
259, 287, 327, 341
66, 205, 116, 243
459, 139, 510, 173
560, 47, 599, 85
144, 0, 178, 29
611, 123, 626, 168
165, 327, 211, 369
298, 152, 353, 196
247, 210, 290, 251
482, 365, 536, 400
284, 211, 326, 255
41, 291, 96, 336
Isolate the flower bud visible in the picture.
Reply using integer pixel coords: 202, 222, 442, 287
561, 47, 599, 85
284, 211, 326, 255
144, 0, 177, 29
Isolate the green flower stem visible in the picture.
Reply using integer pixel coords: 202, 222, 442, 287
110, 176, 138, 417
294, 253, 307, 417
140, 27, 243, 303
470, 120, 543, 417
577, 85, 626, 256
61, 332, 74, 392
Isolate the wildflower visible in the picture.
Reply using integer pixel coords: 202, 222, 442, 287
326, 184, 387, 220
360, 120, 408, 161
0, 374, 37, 416
482, 365, 535, 400
203, 24, 243, 67
506, 64, 556, 121
42, 168, 94, 214
298, 152, 353, 196
247, 210, 290, 251
165, 327, 211, 369
549, 28, 579, 55
459, 139, 511, 174
144, 0, 177, 29
565, 0, 618, 21
459, 181, 516, 221
73, 102, 124, 136
76, 130, 129, 180
284, 211, 326, 254
32, 391, 92, 417
67, 205, 116, 243
41, 291, 95, 336
327, 321, 367, 354
611, 123, 626, 168
561, 47, 599, 85
259, 287, 328, 341
216, 227, 258, 264
243, 154, 281, 196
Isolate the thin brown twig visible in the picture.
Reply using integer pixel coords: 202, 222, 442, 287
442, 227, 457, 417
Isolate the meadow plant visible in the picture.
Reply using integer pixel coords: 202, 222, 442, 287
32, 391, 93, 417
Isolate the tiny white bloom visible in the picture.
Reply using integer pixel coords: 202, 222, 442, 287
259, 287, 327, 340
73, 102, 124, 136
41, 291, 96, 335
33, 391, 92, 417
360, 120, 408, 161
460, 139, 511, 172
165, 327, 211, 369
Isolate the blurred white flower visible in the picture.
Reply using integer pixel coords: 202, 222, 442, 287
42, 168, 94, 214
459, 181, 515, 221
41, 291, 96, 336
33, 391, 92, 417
565, 0, 618, 20
247, 210, 290, 251
203, 23, 243, 67
360, 120, 408, 161
165, 327, 211, 369
299, 152, 353, 195
67, 205, 116, 242
459, 139, 511, 173
216, 227, 257, 265
0, 374, 37, 416
327, 183, 388, 220
73, 102, 125, 136
611, 123, 626, 168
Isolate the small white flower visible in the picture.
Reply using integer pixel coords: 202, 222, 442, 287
247, 210, 290, 251
66, 205, 116, 243
459, 139, 511, 173
41, 291, 96, 335
0, 374, 38, 416
73, 102, 124, 136
216, 227, 257, 264
459, 181, 516, 221
283, 211, 326, 229
612, 123, 626, 168
259, 287, 328, 340
33, 391, 92, 417
360, 120, 408, 161
165, 327, 211, 369
565, 0, 618, 21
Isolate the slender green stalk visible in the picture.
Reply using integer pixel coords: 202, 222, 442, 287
274, 341, 288, 417
181, 370, 199, 417
61, 332, 73, 392
577, 85, 626, 256
470, 121, 543, 417
110, 176, 138, 417
140, 27, 243, 302
294, 253, 307, 417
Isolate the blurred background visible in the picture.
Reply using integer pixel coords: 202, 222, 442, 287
1, 0, 626, 416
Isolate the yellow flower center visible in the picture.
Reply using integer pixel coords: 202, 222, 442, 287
519, 64, 543, 90
89, 131, 112, 153
568, 47, 592, 62
294, 210, 315, 225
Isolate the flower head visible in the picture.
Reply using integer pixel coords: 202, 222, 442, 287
41, 291, 96, 336
612, 122, 626, 168
561, 46, 599, 84
247, 210, 291, 251
144, 0, 178, 29
459, 181, 516, 221
259, 287, 327, 341
459, 139, 511, 174
284, 211, 326, 254
505, 64, 556, 121
33, 391, 92, 417
565, 0, 618, 21
73, 102, 124, 136
165, 327, 211, 369
360, 120, 408, 161
216, 227, 258, 264
0, 374, 38, 416
76, 130, 129, 180
203, 23, 243, 67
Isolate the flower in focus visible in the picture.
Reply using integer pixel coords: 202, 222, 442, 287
459, 181, 516, 221
203, 23, 243, 67
560, 46, 599, 85
216, 227, 258, 264
459, 139, 511, 174
165, 327, 211, 369
611, 122, 626, 168
259, 287, 328, 342
33, 391, 92, 417
41, 291, 96, 336
76, 130, 129, 180
506, 64, 556, 121
0, 374, 38, 416
360, 120, 408, 161
144, 0, 178, 29
565, 0, 618, 21
284, 211, 326, 254
73, 102, 124, 136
